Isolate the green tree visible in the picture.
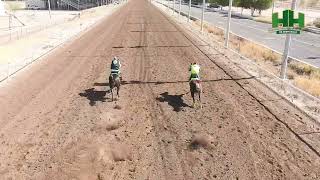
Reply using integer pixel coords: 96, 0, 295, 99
237, 0, 253, 9
216, 0, 229, 6
252, 0, 272, 15
208, 0, 217, 3
191, 0, 203, 5
236, 0, 253, 14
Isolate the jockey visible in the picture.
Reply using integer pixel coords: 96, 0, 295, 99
111, 56, 122, 79
189, 62, 200, 81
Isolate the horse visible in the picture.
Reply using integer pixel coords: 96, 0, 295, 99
109, 73, 121, 101
189, 79, 202, 108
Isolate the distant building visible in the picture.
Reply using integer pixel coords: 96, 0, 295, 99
1, 0, 113, 12
26, 0, 113, 10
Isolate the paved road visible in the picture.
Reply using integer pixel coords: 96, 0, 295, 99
165, 1, 320, 67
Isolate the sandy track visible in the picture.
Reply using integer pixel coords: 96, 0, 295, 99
0, 0, 319, 179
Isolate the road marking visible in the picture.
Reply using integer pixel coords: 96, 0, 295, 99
292, 38, 320, 48
263, 37, 276, 40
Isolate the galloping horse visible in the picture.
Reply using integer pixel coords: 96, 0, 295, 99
109, 73, 121, 101
189, 79, 202, 108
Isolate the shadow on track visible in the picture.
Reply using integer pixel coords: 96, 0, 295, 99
79, 88, 108, 106
156, 92, 191, 112
89, 77, 255, 109
93, 76, 255, 87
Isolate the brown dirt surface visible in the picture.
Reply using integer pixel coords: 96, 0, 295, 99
0, 0, 319, 179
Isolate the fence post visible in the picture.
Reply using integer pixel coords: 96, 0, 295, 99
173, 0, 175, 15
47, 0, 52, 19
188, 0, 191, 22
7, 62, 10, 82
225, 0, 233, 47
280, 0, 297, 79
201, 0, 205, 32
178, 0, 181, 19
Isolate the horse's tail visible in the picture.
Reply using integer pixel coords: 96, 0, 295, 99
114, 77, 121, 88
109, 75, 114, 89
190, 80, 201, 92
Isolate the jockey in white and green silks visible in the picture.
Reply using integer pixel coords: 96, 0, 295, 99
111, 56, 122, 78
189, 62, 200, 81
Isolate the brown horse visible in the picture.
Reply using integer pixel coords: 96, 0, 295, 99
109, 73, 121, 101
189, 80, 202, 108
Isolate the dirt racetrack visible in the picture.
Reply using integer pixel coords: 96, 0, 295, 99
0, 0, 320, 179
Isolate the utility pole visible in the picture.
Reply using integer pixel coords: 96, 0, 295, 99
179, 0, 181, 18
201, 0, 205, 32
280, 0, 298, 79
47, 0, 51, 19
188, 0, 191, 22
173, 0, 175, 15
225, 0, 233, 47
272, 0, 275, 15
8, 13, 11, 30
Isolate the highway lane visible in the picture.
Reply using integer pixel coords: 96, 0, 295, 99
165, 1, 320, 67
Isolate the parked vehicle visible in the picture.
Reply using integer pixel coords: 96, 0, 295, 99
208, 3, 221, 9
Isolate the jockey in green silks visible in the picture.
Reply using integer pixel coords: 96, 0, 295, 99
189, 62, 200, 81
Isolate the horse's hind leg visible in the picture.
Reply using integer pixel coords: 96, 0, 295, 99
198, 92, 202, 109
117, 86, 120, 98
111, 88, 114, 102
191, 92, 195, 108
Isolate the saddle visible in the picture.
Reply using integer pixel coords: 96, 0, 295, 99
190, 78, 201, 83
110, 73, 119, 78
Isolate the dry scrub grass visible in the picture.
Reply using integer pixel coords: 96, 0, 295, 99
314, 18, 320, 28
289, 62, 316, 76
207, 26, 224, 36
289, 62, 320, 97
193, 20, 224, 42
294, 77, 320, 97
236, 40, 280, 64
